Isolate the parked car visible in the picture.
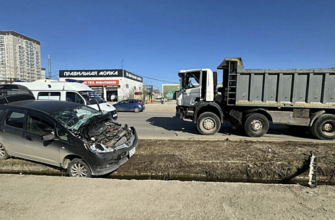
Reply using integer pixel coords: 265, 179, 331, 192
154, 97, 167, 104
113, 99, 145, 113
0, 84, 137, 177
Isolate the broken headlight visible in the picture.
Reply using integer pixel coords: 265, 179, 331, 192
86, 143, 114, 153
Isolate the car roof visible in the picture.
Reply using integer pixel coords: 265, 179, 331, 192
4, 100, 84, 113
14, 81, 93, 92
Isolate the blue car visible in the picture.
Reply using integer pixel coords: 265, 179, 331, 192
113, 99, 145, 113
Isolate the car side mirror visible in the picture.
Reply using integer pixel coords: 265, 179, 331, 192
43, 133, 56, 141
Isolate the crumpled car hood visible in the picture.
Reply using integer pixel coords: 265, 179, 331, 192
76, 113, 133, 152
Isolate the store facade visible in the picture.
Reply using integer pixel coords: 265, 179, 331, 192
59, 69, 143, 102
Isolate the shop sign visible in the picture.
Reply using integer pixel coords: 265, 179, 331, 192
124, 71, 143, 82
59, 69, 122, 77
83, 80, 119, 86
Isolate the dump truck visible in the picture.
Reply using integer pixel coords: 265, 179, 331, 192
176, 57, 335, 140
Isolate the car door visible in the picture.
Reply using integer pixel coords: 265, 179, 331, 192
23, 112, 60, 166
0, 109, 26, 158
128, 99, 135, 111
118, 100, 128, 111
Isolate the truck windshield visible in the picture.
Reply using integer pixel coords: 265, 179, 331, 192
79, 91, 106, 105
51, 105, 101, 131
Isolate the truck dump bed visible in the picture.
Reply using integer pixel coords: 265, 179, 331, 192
218, 58, 335, 109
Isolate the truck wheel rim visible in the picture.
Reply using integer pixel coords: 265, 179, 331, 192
0, 144, 5, 157
203, 118, 215, 130
71, 163, 88, 177
250, 119, 263, 131
321, 121, 335, 136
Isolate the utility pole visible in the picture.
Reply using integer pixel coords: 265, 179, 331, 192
121, 59, 124, 77
48, 55, 51, 79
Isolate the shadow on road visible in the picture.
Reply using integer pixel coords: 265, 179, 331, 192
146, 116, 199, 134
147, 116, 316, 140
267, 124, 314, 139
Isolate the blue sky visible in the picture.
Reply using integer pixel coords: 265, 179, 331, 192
1, 0, 335, 89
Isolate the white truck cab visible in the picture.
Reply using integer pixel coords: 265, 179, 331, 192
15, 80, 118, 119
177, 69, 215, 107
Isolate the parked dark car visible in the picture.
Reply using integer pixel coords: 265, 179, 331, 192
113, 99, 145, 113
0, 85, 138, 177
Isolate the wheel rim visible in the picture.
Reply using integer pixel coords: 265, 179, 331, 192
202, 117, 216, 130
70, 163, 88, 177
250, 119, 263, 132
0, 144, 5, 158
321, 121, 335, 136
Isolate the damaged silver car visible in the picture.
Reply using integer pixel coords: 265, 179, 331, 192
0, 84, 138, 177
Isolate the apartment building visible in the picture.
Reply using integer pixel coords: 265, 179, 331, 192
0, 31, 44, 83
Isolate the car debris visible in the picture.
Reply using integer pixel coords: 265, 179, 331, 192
308, 151, 326, 188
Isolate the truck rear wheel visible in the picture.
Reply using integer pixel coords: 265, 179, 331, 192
197, 112, 221, 135
312, 114, 335, 140
244, 113, 269, 137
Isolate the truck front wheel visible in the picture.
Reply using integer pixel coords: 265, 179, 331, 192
244, 113, 269, 137
197, 112, 221, 135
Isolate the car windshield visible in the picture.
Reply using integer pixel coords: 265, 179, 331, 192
79, 91, 106, 105
51, 105, 102, 131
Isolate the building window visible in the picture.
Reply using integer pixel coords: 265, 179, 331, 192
126, 84, 129, 89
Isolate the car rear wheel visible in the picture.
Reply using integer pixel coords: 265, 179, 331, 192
134, 107, 140, 113
68, 159, 92, 178
0, 143, 9, 160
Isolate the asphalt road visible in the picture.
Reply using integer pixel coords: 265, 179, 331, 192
117, 111, 334, 143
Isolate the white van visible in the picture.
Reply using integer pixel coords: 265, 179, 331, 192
15, 80, 118, 119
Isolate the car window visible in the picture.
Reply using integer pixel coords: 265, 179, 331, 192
6, 111, 25, 129
27, 115, 54, 135
66, 92, 85, 105
120, 100, 128, 104
129, 100, 135, 103
38, 92, 61, 100
66, 92, 76, 102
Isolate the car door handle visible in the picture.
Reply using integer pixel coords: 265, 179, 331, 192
27, 137, 34, 141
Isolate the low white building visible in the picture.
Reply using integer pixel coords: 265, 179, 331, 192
59, 69, 143, 102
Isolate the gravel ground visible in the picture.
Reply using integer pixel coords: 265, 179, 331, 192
0, 174, 334, 220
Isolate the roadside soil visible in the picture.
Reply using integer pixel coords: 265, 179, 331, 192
1, 139, 334, 184
0, 174, 334, 220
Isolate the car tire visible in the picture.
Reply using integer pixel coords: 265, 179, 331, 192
134, 107, 140, 113
0, 143, 9, 160
312, 114, 335, 140
68, 158, 92, 178
197, 112, 221, 135
244, 113, 269, 137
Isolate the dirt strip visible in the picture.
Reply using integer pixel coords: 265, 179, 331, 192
0, 139, 334, 184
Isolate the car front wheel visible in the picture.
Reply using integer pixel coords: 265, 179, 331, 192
0, 143, 9, 160
68, 159, 92, 178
